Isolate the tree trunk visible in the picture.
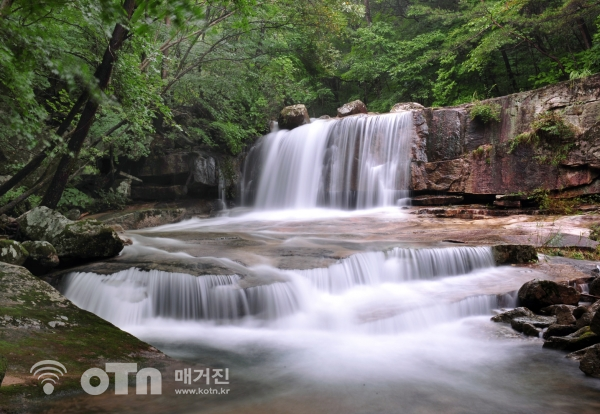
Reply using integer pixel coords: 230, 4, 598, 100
0, 0, 13, 17
41, 0, 137, 209
364, 0, 372, 25
501, 50, 518, 92
576, 18, 592, 50
0, 92, 89, 198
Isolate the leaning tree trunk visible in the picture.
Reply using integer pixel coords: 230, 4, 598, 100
41, 0, 136, 209
0, 92, 88, 198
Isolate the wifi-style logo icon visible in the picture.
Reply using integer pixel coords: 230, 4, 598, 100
30, 360, 67, 395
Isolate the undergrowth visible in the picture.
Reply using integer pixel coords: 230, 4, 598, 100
469, 101, 501, 123
507, 111, 577, 165
539, 247, 600, 261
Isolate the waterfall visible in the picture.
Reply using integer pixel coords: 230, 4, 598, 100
241, 112, 414, 209
62, 270, 301, 325
61, 246, 505, 333
301, 246, 495, 294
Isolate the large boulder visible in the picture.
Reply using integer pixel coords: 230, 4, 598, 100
337, 100, 368, 118
518, 279, 580, 311
390, 102, 425, 112
491, 245, 538, 265
17, 207, 124, 263
580, 344, 600, 378
0, 240, 29, 266
21, 241, 59, 275
278, 104, 310, 130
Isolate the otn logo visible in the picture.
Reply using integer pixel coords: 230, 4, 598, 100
81, 363, 161, 395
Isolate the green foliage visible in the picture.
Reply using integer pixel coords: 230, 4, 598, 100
531, 111, 576, 141
507, 111, 576, 165
0, 186, 41, 217
469, 101, 501, 123
508, 131, 539, 154
1, 0, 600, 192
589, 223, 600, 242
91, 190, 129, 213
528, 188, 579, 215
56, 188, 94, 212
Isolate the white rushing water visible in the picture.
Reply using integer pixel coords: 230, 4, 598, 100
241, 112, 414, 209
62, 246, 513, 333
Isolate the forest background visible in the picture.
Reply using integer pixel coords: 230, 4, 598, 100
1, 0, 599, 211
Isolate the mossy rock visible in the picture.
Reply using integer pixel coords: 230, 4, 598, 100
21, 241, 59, 275
17, 207, 123, 263
491, 244, 538, 265
0, 239, 29, 266
0, 262, 166, 411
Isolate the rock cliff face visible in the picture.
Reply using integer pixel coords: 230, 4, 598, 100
115, 149, 242, 203
406, 75, 600, 198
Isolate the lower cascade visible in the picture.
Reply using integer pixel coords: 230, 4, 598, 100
61, 246, 513, 333
241, 112, 414, 209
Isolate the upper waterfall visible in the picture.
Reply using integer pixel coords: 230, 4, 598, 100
241, 112, 414, 209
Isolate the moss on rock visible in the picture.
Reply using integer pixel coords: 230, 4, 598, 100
0, 240, 29, 266
17, 207, 123, 263
0, 262, 165, 411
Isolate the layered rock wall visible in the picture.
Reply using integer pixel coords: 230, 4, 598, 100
408, 75, 600, 198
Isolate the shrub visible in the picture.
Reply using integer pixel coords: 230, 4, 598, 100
91, 190, 129, 213
57, 187, 94, 213
0, 186, 41, 217
469, 101, 501, 123
507, 111, 576, 164
528, 188, 579, 215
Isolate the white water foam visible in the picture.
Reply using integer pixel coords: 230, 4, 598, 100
242, 112, 414, 209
